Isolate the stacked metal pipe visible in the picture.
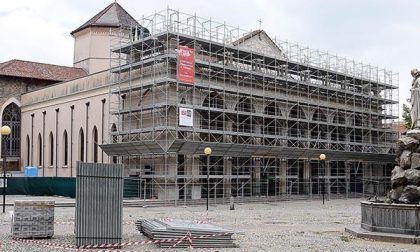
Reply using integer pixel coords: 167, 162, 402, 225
75, 162, 123, 247
136, 219, 235, 248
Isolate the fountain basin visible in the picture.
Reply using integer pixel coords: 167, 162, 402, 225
361, 201, 420, 235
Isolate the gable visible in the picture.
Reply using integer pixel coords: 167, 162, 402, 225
234, 31, 283, 58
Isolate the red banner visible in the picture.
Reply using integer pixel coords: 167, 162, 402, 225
177, 46, 195, 84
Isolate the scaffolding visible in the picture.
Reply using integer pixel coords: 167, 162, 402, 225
102, 9, 399, 203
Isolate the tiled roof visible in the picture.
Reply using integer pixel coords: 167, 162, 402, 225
71, 2, 140, 35
0, 59, 87, 82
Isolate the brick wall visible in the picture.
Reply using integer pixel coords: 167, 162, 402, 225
0, 76, 56, 105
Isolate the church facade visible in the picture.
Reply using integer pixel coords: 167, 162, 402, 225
17, 2, 399, 200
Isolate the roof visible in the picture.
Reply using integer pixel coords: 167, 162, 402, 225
0, 59, 87, 82
232, 29, 284, 55
232, 29, 265, 46
71, 2, 140, 35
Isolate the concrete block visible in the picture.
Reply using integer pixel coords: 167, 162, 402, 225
12, 200, 55, 239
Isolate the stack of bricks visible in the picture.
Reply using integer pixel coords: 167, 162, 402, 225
12, 200, 55, 239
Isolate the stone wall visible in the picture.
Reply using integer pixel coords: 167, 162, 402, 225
0, 76, 55, 106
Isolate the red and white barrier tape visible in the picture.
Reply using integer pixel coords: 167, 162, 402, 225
12, 232, 232, 250
169, 232, 190, 249
193, 212, 213, 224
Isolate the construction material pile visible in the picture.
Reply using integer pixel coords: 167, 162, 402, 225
12, 200, 55, 239
136, 218, 235, 248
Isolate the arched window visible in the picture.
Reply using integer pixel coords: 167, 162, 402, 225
289, 104, 306, 119
353, 114, 363, 126
37, 134, 42, 166
26, 135, 30, 166
233, 97, 255, 133
49, 132, 54, 166
200, 92, 225, 131
332, 111, 346, 124
235, 97, 254, 113
264, 101, 282, 117
263, 101, 284, 136
63, 130, 68, 166
2, 102, 21, 157
92, 126, 98, 163
312, 108, 327, 122
203, 92, 224, 109
288, 105, 308, 138
79, 128, 84, 162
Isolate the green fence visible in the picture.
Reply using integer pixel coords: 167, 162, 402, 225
5, 177, 144, 198
6, 177, 76, 198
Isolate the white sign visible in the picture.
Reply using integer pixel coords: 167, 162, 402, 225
0, 178, 7, 188
179, 108, 193, 127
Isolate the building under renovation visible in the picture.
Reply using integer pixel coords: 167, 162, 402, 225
18, 3, 398, 202
100, 8, 399, 201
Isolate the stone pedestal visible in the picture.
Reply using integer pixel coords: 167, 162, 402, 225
361, 201, 420, 235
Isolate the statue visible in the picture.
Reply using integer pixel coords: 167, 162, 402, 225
410, 69, 420, 129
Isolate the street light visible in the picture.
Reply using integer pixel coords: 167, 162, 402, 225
204, 147, 212, 211
319, 153, 326, 205
1, 125, 11, 214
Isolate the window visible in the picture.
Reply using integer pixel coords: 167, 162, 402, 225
2, 102, 21, 157
49, 132, 54, 166
63, 130, 68, 166
92, 126, 98, 163
79, 128, 84, 162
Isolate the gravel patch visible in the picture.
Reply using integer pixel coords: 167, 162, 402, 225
0, 197, 418, 251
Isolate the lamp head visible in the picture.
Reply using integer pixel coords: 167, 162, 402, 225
319, 154, 326, 160
204, 147, 212, 156
0, 126, 11, 136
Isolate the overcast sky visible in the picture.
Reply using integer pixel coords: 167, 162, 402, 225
1, 0, 419, 119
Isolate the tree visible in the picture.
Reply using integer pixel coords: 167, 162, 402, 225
402, 103, 412, 129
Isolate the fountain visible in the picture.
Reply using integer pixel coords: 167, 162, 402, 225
346, 69, 420, 243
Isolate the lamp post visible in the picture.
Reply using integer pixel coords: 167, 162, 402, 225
204, 147, 212, 211
319, 153, 326, 205
1, 125, 11, 214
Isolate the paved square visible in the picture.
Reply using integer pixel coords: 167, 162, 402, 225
0, 197, 418, 251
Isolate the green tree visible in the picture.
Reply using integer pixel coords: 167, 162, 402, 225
403, 103, 412, 129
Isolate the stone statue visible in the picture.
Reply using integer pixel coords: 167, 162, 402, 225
410, 69, 420, 129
